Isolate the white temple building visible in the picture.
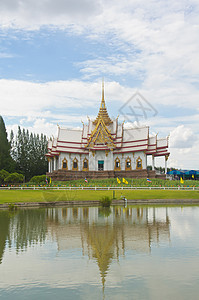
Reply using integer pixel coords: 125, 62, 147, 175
46, 83, 169, 180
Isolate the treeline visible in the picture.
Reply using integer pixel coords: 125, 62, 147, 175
0, 116, 48, 181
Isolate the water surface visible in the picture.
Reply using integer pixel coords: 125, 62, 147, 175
0, 205, 199, 299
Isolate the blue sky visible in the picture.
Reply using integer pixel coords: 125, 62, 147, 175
0, 0, 199, 169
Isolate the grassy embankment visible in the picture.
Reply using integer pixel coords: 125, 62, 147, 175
0, 178, 199, 204
0, 189, 199, 204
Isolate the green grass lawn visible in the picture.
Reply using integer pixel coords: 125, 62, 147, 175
0, 189, 199, 204
48, 178, 199, 187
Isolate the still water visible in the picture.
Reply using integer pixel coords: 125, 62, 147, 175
0, 205, 199, 300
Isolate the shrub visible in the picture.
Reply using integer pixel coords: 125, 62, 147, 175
4, 172, 24, 183
29, 175, 49, 184
100, 196, 112, 207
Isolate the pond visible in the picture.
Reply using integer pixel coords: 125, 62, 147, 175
0, 205, 199, 300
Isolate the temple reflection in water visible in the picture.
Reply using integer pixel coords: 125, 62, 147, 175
46, 206, 170, 289
47, 207, 170, 253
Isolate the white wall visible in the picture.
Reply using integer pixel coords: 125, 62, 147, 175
57, 150, 147, 171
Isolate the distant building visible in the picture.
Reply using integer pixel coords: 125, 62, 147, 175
46, 82, 169, 180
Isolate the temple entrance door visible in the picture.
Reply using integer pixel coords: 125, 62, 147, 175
98, 160, 104, 171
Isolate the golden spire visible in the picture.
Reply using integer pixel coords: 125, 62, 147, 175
93, 79, 112, 125
101, 77, 105, 105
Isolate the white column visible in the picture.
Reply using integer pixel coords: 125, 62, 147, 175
69, 154, 71, 170
57, 156, 60, 170
121, 155, 125, 171
56, 157, 58, 170
89, 151, 94, 171
94, 152, 97, 171
48, 159, 51, 173
80, 155, 82, 171
145, 153, 147, 169
110, 150, 114, 171
104, 153, 107, 171
152, 155, 155, 170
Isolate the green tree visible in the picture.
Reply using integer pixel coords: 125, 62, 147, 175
0, 116, 14, 171
11, 126, 48, 180
0, 169, 9, 184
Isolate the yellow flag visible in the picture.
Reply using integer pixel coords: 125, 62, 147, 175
192, 174, 194, 179
180, 177, 184, 184
49, 177, 52, 184
117, 178, 121, 184
122, 178, 128, 184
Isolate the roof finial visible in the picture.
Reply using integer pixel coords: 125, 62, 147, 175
102, 77, 104, 101
101, 77, 105, 109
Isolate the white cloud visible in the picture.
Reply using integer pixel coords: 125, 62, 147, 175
170, 125, 195, 148
1, 79, 130, 137
0, 0, 102, 30
0, 79, 134, 119
166, 125, 199, 169
0, 79, 98, 116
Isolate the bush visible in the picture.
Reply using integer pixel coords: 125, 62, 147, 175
4, 172, 24, 183
0, 169, 10, 183
100, 196, 112, 207
29, 175, 49, 184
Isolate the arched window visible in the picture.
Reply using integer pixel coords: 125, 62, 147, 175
62, 158, 68, 170
72, 157, 78, 171
83, 157, 89, 171
114, 157, 121, 171
125, 157, 131, 170
136, 156, 142, 170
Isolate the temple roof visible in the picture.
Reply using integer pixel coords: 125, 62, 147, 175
85, 117, 116, 149
93, 80, 112, 126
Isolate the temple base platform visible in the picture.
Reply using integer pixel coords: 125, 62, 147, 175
47, 169, 166, 181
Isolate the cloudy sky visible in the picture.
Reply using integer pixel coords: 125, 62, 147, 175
0, 0, 199, 169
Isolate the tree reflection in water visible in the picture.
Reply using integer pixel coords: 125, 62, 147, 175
0, 208, 47, 263
0, 211, 11, 264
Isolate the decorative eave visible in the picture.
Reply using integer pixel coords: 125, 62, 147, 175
85, 117, 116, 149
